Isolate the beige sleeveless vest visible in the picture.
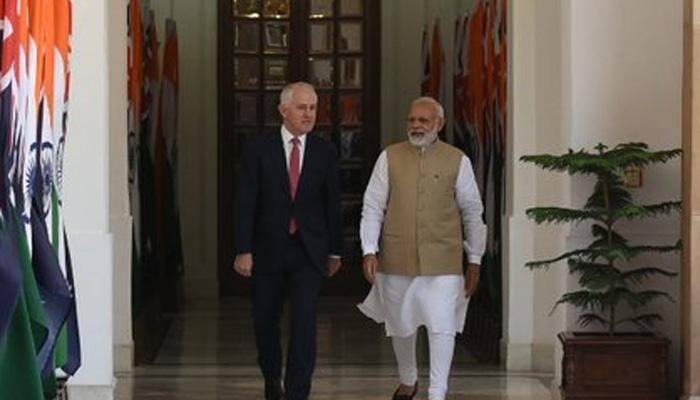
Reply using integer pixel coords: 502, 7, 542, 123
379, 140, 464, 276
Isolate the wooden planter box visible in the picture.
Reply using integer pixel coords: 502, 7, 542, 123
558, 331, 670, 400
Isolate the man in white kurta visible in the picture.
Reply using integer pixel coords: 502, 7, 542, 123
357, 97, 487, 400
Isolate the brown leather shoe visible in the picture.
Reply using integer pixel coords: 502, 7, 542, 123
391, 382, 418, 400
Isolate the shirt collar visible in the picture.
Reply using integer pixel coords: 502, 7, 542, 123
281, 125, 307, 147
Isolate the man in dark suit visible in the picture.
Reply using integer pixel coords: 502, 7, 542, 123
233, 82, 342, 400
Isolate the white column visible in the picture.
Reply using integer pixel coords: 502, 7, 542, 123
106, 0, 133, 375
65, 0, 115, 399
504, 0, 538, 372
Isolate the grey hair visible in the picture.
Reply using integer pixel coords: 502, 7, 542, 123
410, 96, 445, 118
279, 81, 317, 106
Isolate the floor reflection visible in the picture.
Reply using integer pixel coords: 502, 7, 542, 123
116, 297, 553, 399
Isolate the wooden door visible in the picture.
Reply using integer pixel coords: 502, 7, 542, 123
217, 0, 380, 297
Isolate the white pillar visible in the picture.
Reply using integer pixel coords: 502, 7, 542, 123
504, 0, 537, 372
65, 0, 116, 398
107, 0, 132, 374
505, 0, 571, 374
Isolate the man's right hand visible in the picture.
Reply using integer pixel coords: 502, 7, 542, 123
362, 254, 378, 284
233, 253, 253, 277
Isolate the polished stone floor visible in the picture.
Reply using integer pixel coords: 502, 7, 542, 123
115, 297, 553, 399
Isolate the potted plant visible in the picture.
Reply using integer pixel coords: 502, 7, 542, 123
520, 142, 681, 400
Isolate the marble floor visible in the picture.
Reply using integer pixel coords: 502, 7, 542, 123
115, 297, 553, 399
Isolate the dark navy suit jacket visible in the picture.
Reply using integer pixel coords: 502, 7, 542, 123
234, 131, 342, 275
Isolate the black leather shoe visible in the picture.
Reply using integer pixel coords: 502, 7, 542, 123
265, 380, 284, 400
391, 382, 418, 400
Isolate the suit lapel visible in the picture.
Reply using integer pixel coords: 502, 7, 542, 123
296, 134, 316, 200
272, 133, 290, 197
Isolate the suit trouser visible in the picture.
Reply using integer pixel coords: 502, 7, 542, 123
252, 233, 324, 400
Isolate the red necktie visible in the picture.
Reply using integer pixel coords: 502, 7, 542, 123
289, 138, 300, 234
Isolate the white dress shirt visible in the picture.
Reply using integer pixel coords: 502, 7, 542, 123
359, 148, 487, 265
281, 125, 307, 170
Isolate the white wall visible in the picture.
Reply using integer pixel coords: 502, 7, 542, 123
67, 1, 116, 398
566, 0, 684, 391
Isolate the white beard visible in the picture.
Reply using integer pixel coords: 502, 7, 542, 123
408, 129, 439, 149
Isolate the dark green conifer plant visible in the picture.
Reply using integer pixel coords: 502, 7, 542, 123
520, 143, 681, 334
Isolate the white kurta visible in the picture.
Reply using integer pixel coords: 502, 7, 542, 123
357, 146, 486, 337
358, 273, 469, 337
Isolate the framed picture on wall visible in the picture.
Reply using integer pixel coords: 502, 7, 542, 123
264, 58, 288, 89
264, 22, 289, 53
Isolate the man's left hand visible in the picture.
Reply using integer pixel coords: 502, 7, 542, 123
327, 257, 342, 277
465, 264, 480, 297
